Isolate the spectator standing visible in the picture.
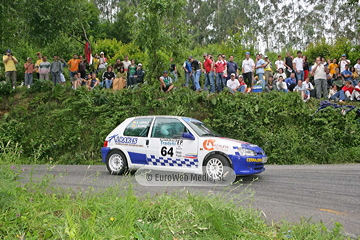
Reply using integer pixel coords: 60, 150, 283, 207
98, 52, 108, 71
113, 59, 124, 73
3, 49, 18, 89
128, 59, 137, 84
133, 63, 145, 84
114, 66, 127, 90
50, 55, 63, 85
284, 52, 293, 78
285, 73, 297, 92
276, 76, 288, 92
311, 57, 328, 99
242, 52, 255, 89
203, 53, 215, 93
292, 51, 304, 81
34, 52, 42, 79
275, 55, 285, 70
326, 68, 333, 87
328, 59, 339, 76
169, 58, 178, 82
214, 54, 227, 91
264, 55, 273, 82
189, 56, 202, 91
159, 71, 174, 93
38, 56, 51, 80
255, 54, 266, 89
339, 54, 350, 72
122, 55, 131, 72
67, 54, 81, 79
24, 57, 35, 88
102, 66, 115, 89
92, 53, 100, 73
303, 55, 309, 80
78, 56, 87, 78
226, 55, 239, 79
182, 59, 192, 87
354, 58, 360, 76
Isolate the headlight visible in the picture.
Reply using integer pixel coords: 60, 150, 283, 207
238, 148, 256, 156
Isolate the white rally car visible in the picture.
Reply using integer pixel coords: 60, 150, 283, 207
101, 116, 267, 177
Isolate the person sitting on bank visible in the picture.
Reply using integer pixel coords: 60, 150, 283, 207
114, 66, 127, 90
133, 63, 145, 84
293, 80, 308, 102
88, 72, 100, 90
276, 76, 288, 92
159, 71, 174, 93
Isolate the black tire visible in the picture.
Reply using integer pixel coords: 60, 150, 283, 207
203, 154, 231, 180
106, 150, 128, 175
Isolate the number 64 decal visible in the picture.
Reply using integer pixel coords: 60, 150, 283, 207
161, 146, 174, 157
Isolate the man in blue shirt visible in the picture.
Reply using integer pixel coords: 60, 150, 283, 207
226, 55, 239, 79
182, 59, 192, 87
285, 72, 297, 91
342, 64, 354, 85
255, 54, 266, 89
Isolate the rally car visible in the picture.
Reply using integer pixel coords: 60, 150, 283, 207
101, 116, 267, 177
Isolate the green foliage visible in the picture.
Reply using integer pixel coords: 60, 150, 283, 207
1, 85, 360, 166
0, 159, 349, 239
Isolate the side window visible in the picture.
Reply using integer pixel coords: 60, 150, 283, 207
151, 118, 188, 138
123, 118, 153, 137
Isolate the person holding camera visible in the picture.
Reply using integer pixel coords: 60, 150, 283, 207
3, 49, 18, 89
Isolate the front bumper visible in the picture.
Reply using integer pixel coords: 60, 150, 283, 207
228, 154, 266, 175
101, 147, 111, 163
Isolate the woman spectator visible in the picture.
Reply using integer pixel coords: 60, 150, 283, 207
328, 84, 337, 99
128, 59, 137, 85
350, 66, 359, 84
114, 66, 127, 90
24, 57, 35, 88
102, 66, 115, 89
273, 68, 287, 80
303, 55, 309, 80
98, 52, 107, 72
78, 55, 86, 78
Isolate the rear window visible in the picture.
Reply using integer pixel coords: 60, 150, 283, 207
123, 118, 153, 137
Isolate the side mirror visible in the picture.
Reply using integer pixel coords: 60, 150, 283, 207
182, 132, 195, 140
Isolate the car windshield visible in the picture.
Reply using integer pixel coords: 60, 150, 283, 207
183, 118, 221, 137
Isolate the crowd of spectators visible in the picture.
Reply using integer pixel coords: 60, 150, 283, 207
2, 50, 145, 90
2, 48, 360, 102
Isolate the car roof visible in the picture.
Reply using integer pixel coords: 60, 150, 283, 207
131, 115, 189, 119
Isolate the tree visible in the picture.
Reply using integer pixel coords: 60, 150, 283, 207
131, 0, 190, 82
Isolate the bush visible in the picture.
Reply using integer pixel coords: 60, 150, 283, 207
0, 84, 360, 165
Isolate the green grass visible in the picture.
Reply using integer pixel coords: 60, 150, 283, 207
0, 153, 351, 239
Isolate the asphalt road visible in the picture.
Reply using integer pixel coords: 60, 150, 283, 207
19, 164, 360, 238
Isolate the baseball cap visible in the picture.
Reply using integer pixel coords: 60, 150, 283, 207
203, 53, 208, 56
231, 73, 236, 76
342, 54, 346, 57
27, 57, 31, 60
163, 71, 168, 73
188, 56, 193, 59
238, 75, 243, 78
264, 55, 268, 58
245, 52, 250, 55
100, 52, 104, 55
138, 63, 142, 66
6, 49, 11, 53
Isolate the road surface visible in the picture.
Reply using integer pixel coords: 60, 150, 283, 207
19, 164, 360, 238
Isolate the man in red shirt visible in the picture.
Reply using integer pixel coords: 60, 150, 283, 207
202, 53, 214, 93
214, 54, 227, 92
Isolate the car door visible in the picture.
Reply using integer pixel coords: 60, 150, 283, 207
146, 117, 199, 171
121, 117, 153, 165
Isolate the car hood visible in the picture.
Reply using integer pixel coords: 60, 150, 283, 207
201, 137, 265, 155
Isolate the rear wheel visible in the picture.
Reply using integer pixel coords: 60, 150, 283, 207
106, 150, 128, 175
204, 154, 231, 180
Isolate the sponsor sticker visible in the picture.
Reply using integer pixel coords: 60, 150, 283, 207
203, 139, 229, 152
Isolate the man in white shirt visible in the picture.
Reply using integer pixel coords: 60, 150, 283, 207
292, 51, 304, 81
122, 55, 131, 72
339, 54, 350, 72
311, 57, 328, 99
275, 55, 285, 70
242, 52, 255, 88
226, 73, 240, 93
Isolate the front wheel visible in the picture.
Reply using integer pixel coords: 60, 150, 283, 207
106, 150, 128, 175
204, 154, 231, 180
